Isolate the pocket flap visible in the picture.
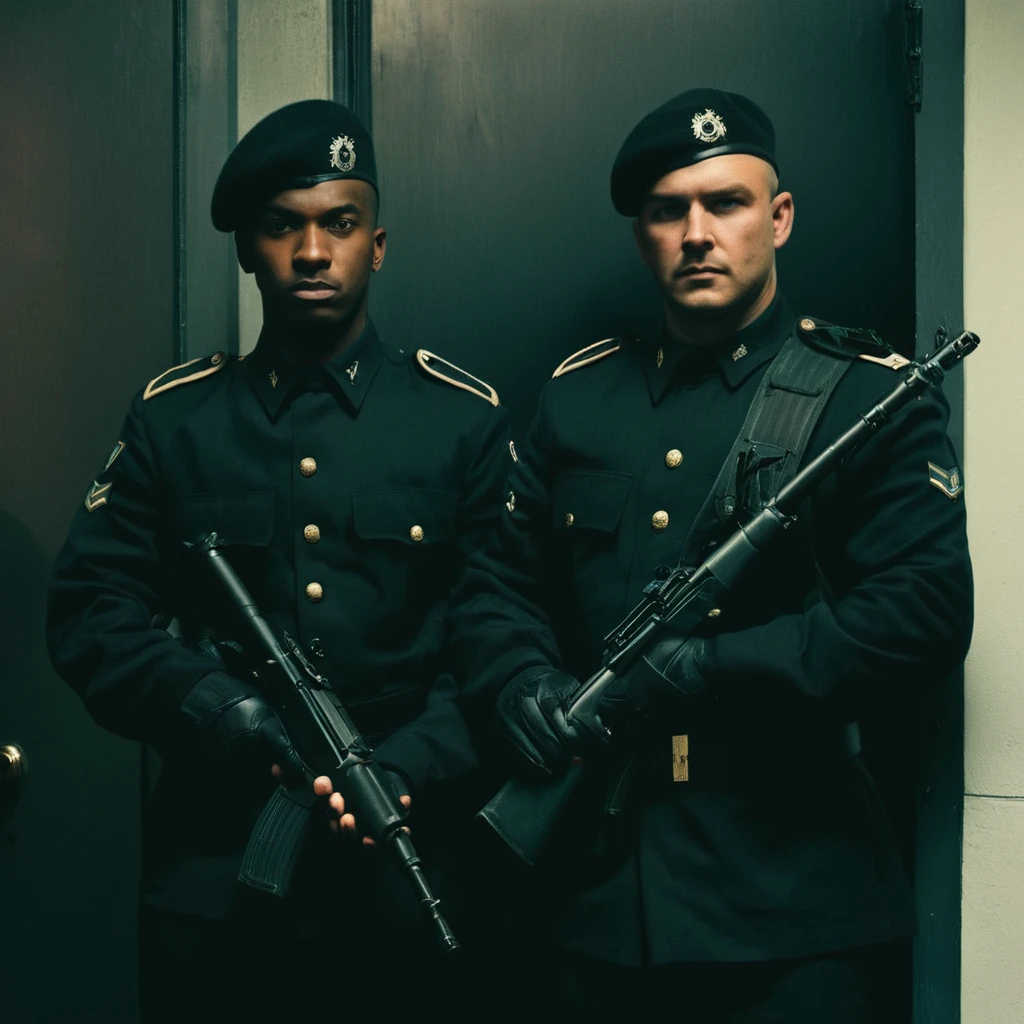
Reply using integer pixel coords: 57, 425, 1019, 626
174, 491, 276, 547
351, 488, 458, 544
551, 470, 632, 532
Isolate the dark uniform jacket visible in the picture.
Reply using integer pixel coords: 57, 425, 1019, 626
47, 320, 509, 920
449, 295, 972, 966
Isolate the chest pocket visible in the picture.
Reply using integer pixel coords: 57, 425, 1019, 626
173, 490, 275, 547
551, 470, 632, 533
351, 488, 458, 546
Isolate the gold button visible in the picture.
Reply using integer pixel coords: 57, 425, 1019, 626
211, 351, 224, 366
305, 582, 323, 602
303, 524, 321, 544
564, 513, 575, 527
665, 449, 683, 469
799, 317, 816, 332
299, 457, 317, 477
651, 510, 669, 532
410, 525, 424, 542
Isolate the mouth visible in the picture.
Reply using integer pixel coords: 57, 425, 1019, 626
290, 280, 339, 300
676, 266, 725, 279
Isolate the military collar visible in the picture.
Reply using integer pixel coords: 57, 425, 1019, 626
642, 293, 792, 402
244, 319, 384, 419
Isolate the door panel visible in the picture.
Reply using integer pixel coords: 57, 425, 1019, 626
0, 2, 175, 1019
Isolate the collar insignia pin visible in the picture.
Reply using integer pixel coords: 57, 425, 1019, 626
691, 108, 727, 144
269, 369, 278, 389
329, 134, 356, 172
104, 440, 125, 471
346, 360, 359, 384
731, 344, 748, 362
656, 346, 664, 369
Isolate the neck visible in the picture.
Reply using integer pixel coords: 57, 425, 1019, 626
665, 273, 777, 348
260, 303, 368, 366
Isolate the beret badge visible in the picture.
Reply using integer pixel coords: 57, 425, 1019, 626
329, 134, 357, 172
691, 108, 727, 144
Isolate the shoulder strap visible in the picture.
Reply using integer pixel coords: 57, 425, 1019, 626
680, 333, 855, 565
415, 349, 500, 406
551, 338, 620, 378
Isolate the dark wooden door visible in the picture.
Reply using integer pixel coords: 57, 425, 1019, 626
365, 0, 927, 1017
0, 2, 175, 1019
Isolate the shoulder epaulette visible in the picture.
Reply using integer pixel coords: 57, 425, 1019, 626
415, 349, 499, 407
551, 337, 621, 378
795, 316, 909, 367
143, 351, 228, 400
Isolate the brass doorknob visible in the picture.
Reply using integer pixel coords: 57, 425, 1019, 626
1, 744, 27, 780
0, 744, 28, 811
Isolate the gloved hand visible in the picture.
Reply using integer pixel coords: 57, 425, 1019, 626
618, 634, 715, 719
180, 671, 305, 782
495, 666, 607, 779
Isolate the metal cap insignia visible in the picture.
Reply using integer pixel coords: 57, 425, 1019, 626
691, 108, 727, 144
329, 134, 356, 172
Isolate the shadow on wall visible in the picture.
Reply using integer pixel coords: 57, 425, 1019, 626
0, 507, 141, 1022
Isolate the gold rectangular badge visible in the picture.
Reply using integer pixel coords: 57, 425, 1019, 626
672, 734, 689, 782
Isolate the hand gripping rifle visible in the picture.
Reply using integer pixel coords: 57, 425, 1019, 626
478, 330, 980, 868
196, 534, 459, 953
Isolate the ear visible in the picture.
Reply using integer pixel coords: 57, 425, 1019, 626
770, 191, 794, 250
234, 231, 255, 274
371, 226, 387, 273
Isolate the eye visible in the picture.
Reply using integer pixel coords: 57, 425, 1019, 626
329, 217, 355, 232
264, 217, 292, 236
714, 197, 742, 212
649, 202, 684, 223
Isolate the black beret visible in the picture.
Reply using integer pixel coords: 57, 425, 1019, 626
211, 99, 377, 232
611, 88, 777, 216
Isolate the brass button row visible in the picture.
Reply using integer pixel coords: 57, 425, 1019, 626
563, 510, 669, 531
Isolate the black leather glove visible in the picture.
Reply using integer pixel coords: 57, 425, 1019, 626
618, 634, 715, 718
495, 666, 607, 779
180, 671, 305, 782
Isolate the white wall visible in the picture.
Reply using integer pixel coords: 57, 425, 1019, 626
962, 0, 1024, 1019
235, 0, 334, 354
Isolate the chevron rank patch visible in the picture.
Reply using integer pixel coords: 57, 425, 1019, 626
84, 480, 112, 513
928, 462, 963, 501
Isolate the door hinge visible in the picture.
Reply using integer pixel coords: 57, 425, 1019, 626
905, 0, 923, 111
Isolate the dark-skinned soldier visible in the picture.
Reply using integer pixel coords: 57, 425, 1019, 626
449, 88, 972, 1021
47, 100, 509, 1022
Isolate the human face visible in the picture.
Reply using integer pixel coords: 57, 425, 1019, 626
633, 154, 793, 337
243, 178, 385, 331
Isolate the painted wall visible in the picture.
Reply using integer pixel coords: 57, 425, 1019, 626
961, 0, 1024, 1020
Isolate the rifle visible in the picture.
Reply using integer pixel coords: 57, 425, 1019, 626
478, 329, 980, 868
196, 534, 459, 953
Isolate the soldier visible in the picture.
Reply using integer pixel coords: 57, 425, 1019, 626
47, 100, 508, 1021
449, 88, 973, 1021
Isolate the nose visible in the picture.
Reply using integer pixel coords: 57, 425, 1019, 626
294, 225, 331, 269
682, 205, 714, 254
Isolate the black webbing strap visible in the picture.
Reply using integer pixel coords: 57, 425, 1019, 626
681, 332, 856, 565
